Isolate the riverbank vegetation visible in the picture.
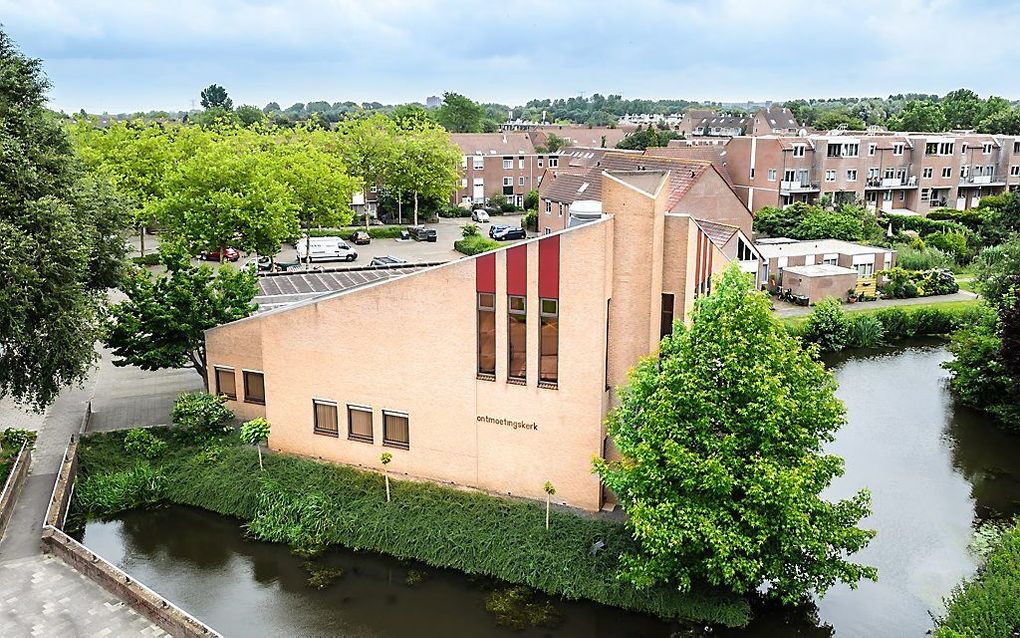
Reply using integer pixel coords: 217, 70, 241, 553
71, 427, 750, 627
596, 266, 876, 605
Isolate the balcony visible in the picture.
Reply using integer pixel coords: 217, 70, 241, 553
780, 180, 820, 194
865, 176, 917, 189
959, 174, 1005, 187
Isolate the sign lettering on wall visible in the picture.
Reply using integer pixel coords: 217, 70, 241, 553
477, 415, 538, 431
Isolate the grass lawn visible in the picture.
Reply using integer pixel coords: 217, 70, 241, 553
783, 298, 981, 332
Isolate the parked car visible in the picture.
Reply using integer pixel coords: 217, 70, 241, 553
350, 230, 371, 245
408, 225, 437, 242
295, 236, 358, 262
200, 248, 240, 262
488, 224, 508, 238
369, 255, 407, 267
492, 226, 526, 241
471, 209, 491, 223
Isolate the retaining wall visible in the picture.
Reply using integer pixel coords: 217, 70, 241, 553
0, 442, 31, 540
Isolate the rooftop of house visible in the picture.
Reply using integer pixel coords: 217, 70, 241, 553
756, 238, 892, 259
254, 262, 444, 312
783, 263, 859, 277
757, 106, 800, 130
450, 132, 536, 156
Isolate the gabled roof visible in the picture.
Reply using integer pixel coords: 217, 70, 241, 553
450, 132, 536, 155
693, 218, 740, 246
255, 263, 443, 312
757, 106, 800, 130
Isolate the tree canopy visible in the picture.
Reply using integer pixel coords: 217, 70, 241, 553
200, 84, 233, 110
594, 266, 876, 603
435, 92, 487, 133
753, 202, 882, 243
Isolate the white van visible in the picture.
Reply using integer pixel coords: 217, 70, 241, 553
295, 236, 358, 263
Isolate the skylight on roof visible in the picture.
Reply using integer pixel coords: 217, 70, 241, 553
578, 182, 590, 193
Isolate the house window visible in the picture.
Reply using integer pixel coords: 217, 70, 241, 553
558, 203, 563, 216
737, 238, 755, 261
659, 293, 674, 340
473, 155, 484, 170
313, 399, 339, 437
214, 367, 236, 400
868, 167, 879, 179
503, 176, 513, 187
921, 188, 930, 201
544, 200, 552, 213
461, 178, 468, 188
792, 145, 805, 157
961, 165, 969, 178
548, 157, 558, 168
846, 169, 857, 182
825, 170, 836, 182
986, 164, 995, 178
856, 262, 874, 277
942, 167, 952, 178
243, 371, 265, 404
537, 158, 544, 168
899, 190, 905, 201
503, 157, 513, 169
983, 143, 993, 154
477, 292, 496, 377
347, 405, 373, 443
893, 143, 904, 156
382, 411, 409, 449
868, 143, 876, 156
922, 167, 933, 178
767, 169, 777, 181
462, 155, 468, 168
519, 176, 525, 186
1011, 165, 1020, 177
518, 157, 524, 169
539, 298, 558, 386
508, 295, 527, 381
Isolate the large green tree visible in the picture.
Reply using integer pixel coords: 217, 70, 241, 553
435, 92, 485, 133
105, 250, 257, 384
336, 114, 397, 228
940, 88, 983, 129
0, 30, 130, 410
388, 124, 462, 225
200, 84, 233, 110
594, 266, 876, 603
890, 100, 947, 132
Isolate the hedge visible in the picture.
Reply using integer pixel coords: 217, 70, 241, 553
934, 523, 1020, 637
72, 431, 750, 627
299, 226, 407, 241
883, 213, 979, 244
454, 235, 501, 256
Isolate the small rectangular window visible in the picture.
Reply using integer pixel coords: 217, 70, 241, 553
503, 157, 512, 169
548, 157, 558, 168
477, 292, 496, 377
659, 293, 675, 340
923, 167, 933, 178
313, 400, 339, 437
473, 156, 484, 170
383, 411, 409, 449
893, 143, 904, 156
792, 145, 805, 157
508, 295, 527, 381
215, 367, 236, 400
519, 176, 525, 186
539, 298, 558, 387
347, 405, 373, 443
942, 167, 952, 178
243, 370, 265, 404
767, 168, 776, 181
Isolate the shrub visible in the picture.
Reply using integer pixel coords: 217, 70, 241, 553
802, 298, 851, 352
123, 428, 167, 460
489, 193, 519, 213
460, 223, 480, 238
131, 253, 162, 266
74, 462, 166, 516
454, 235, 501, 256
895, 245, 954, 271
925, 231, 972, 264
171, 392, 234, 438
879, 267, 959, 299
0, 427, 38, 452
522, 210, 537, 232
848, 315, 885, 348
524, 189, 539, 212
436, 205, 471, 218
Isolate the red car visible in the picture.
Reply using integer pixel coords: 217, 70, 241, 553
201, 248, 240, 262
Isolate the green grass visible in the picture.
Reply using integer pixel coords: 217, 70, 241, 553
0, 458, 12, 489
783, 299, 981, 333
73, 430, 751, 627
935, 524, 1020, 637
454, 235, 501, 256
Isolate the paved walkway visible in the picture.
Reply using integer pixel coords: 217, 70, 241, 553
773, 290, 979, 318
0, 350, 197, 636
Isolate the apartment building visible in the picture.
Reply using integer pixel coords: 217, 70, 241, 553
205, 169, 738, 511
713, 132, 1020, 213
451, 133, 551, 208
678, 107, 803, 139
749, 106, 803, 136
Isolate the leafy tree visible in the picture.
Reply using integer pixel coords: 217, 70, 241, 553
594, 266, 876, 603
813, 108, 866, 131
543, 482, 556, 530
171, 392, 235, 437
435, 92, 485, 133
973, 238, 1020, 312
263, 102, 281, 113
235, 104, 266, 127
380, 452, 392, 502
616, 126, 680, 150
754, 202, 880, 243
976, 192, 1020, 245
890, 100, 946, 132
200, 84, 233, 110
105, 249, 258, 384
388, 124, 462, 225
0, 29, 130, 410
803, 298, 852, 352
337, 114, 397, 228
976, 107, 1020, 135
524, 189, 539, 211
940, 89, 983, 129
544, 133, 568, 153
391, 103, 434, 130
240, 417, 271, 470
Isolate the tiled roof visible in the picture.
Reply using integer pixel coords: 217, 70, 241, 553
644, 145, 732, 187
529, 126, 628, 149
759, 106, 800, 130
450, 133, 536, 155
543, 173, 595, 204
693, 218, 740, 246
697, 115, 749, 130
255, 263, 443, 311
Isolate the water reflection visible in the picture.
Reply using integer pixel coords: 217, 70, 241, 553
81, 342, 1020, 637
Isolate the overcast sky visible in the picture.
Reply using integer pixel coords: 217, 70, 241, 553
3, 0, 1019, 113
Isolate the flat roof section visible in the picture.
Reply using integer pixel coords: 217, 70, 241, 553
756, 239, 890, 259
255, 263, 444, 312
783, 264, 858, 277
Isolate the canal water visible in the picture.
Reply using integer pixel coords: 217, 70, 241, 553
80, 342, 1020, 637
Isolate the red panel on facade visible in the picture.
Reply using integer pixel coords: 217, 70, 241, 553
538, 235, 560, 299
506, 245, 528, 296
476, 253, 496, 293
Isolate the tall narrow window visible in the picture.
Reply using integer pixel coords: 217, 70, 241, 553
660, 293, 675, 340
604, 299, 612, 391
313, 400, 339, 437
383, 411, 409, 449
243, 371, 265, 404
508, 295, 527, 382
477, 292, 496, 378
215, 367, 236, 400
539, 299, 558, 386
347, 405, 373, 443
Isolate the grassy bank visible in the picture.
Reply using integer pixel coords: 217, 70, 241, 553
73, 430, 750, 627
935, 523, 1020, 637
783, 299, 983, 336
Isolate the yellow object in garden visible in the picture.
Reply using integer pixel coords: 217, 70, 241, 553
855, 277, 877, 297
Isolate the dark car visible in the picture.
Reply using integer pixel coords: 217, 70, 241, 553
350, 230, 371, 245
369, 255, 408, 267
408, 226, 437, 242
492, 226, 526, 241
200, 247, 240, 262
488, 224, 508, 238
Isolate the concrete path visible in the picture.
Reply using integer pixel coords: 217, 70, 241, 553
773, 290, 979, 318
0, 351, 196, 636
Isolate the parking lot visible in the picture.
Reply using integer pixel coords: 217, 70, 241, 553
127, 214, 528, 270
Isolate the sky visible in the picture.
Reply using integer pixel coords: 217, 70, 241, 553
3, 0, 1020, 114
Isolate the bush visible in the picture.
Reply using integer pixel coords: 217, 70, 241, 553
301, 226, 406, 241
524, 189, 539, 211
0, 427, 38, 452
489, 193, 519, 213
171, 392, 234, 438
802, 298, 851, 352
131, 253, 162, 266
894, 245, 954, 271
848, 315, 885, 348
74, 462, 166, 515
437, 205, 472, 218
522, 210, 537, 232
925, 231, 972, 264
786, 301, 986, 347
454, 235, 501, 256
123, 428, 167, 460
460, 223, 480, 238
879, 267, 959, 299
73, 431, 750, 626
